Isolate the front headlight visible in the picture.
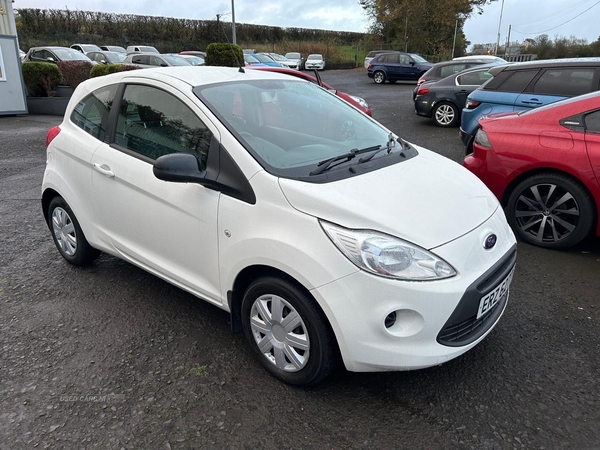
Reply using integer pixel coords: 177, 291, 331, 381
349, 95, 369, 110
320, 221, 457, 281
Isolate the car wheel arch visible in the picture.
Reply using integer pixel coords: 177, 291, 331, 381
227, 265, 341, 350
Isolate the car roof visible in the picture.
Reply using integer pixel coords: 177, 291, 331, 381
432, 59, 502, 68
490, 57, 600, 75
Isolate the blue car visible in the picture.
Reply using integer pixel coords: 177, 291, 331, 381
251, 53, 283, 67
460, 58, 600, 152
367, 52, 432, 84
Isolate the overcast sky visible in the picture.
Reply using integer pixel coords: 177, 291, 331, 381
13, 0, 600, 49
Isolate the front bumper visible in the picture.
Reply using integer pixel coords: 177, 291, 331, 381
310, 206, 516, 372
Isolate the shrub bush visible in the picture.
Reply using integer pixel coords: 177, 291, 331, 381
57, 60, 94, 90
205, 43, 244, 67
90, 64, 142, 78
21, 62, 62, 97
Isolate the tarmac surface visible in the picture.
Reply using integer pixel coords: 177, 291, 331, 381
1, 69, 599, 449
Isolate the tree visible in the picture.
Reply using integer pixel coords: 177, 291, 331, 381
360, 0, 497, 57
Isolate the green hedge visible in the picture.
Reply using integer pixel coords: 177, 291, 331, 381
90, 63, 141, 78
205, 43, 244, 67
21, 62, 62, 97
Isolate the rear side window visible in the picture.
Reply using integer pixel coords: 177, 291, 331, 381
585, 110, 600, 134
114, 84, 212, 170
457, 70, 493, 86
496, 70, 538, 92
532, 68, 596, 96
70, 84, 117, 141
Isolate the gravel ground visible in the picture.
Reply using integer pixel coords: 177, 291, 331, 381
0, 70, 599, 449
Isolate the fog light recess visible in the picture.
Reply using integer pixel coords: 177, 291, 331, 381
384, 309, 425, 337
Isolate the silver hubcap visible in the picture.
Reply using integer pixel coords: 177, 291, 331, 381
52, 207, 77, 256
515, 183, 580, 243
250, 295, 310, 372
374, 72, 384, 83
435, 104, 455, 125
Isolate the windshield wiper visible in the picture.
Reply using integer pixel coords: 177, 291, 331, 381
309, 145, 382, 175
357, 133, 400, 164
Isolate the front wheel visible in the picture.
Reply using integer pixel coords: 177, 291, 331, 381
373, 71, 386, 84
48, 196, 100, 265
506, 173, 595, 249
433, 102, 459, 127
241, 276, 339, 386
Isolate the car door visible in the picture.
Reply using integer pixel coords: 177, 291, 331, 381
91, 81, 223, 304
454, 69, 493, 107
400, 54, 420, 80
584, 109, 600, 184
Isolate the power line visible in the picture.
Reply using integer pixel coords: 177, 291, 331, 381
512, 0, 600, 35
513, 0, 595, 29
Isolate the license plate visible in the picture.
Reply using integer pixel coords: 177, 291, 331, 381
477, 267, 515, 319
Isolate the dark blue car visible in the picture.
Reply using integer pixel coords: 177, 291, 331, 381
367, 52, 432, 84
367, 52, 433, 84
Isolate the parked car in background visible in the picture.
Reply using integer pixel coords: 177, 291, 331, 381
42, 66, 516, 386
243, 54, 268, 67
173, 54, 205, 66
285, 52, 304, 70
250, 66, 372, 116
122, 53, 191, 67
460, 58, 600, 152
100, 45, 127, 54
24, 46, 94, 65
453, 55, 508, 64
305, 54, 325, 70
414, 58, 506, 99
19, 49, 26, 61
260, 52, 299, 69
251, 53, 282, 67
367, 52, 432, 84
364, 50, 390, 69
71, 44, 102, 54
126, 45, 159, 54
464, 91, 600, 249
414, 64, 496, 127
86, 51, 127, 65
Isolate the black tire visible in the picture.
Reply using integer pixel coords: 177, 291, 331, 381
432, 101, 459, 127
47, 197, 100, 266
506, 173, 595, 249
373, 71, 386, 84
241, 276, 339, 386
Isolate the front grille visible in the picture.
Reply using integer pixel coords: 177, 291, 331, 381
437, 247, 516, 347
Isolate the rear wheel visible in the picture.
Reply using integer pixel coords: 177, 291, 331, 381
48, 197, 100, 265
373, 71, 386, 84
432, 102, 459, 127
241, 276, 339, 386
506, 173, 595, 249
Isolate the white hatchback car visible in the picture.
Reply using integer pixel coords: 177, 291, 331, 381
305, 54, 325, 70
42, 67, 517, 385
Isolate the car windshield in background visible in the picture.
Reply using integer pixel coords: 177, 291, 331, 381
286, 52, 301, 59
307, 55, 322, 60
410, 54, 427, 63
106, 52, 126, 63
183, 56, 205, 66
195, 80, 404, 178
244, 54, 261, 64
53, 48, 92, 61
139, 46, 159, 53
162, 55, 191, 66
254, 54, 275, 63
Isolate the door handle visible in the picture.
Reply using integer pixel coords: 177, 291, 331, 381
521, 99, 542, 105
93, 163, 115, 177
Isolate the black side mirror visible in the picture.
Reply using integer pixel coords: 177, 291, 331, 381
153, 154, 205, 183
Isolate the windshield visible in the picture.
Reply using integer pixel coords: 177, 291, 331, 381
163, 55, 191, 66
268, 53, 286, 61
410, 54, 428, 63
81, 45, 100, 52
54, 48, 92, 61
307, 55, 322, 60
183, 56, 205, 66
140, 46, 159, 54
286, 53, 301, 59
244, 54, 261, 64
106, 52, 126, 63
195, 80, 399, 178
254, 54, 275, 63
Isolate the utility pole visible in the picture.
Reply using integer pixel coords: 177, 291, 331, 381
494, 0, 505, 55
404, 12, 408, 52
231, 0, 237, 45
505, 24, 512, 55
451, 18, 458, 58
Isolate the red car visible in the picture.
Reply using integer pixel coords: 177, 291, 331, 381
464, 91, 600, 249
249, 66, 372, 116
